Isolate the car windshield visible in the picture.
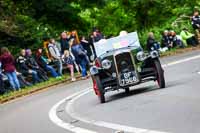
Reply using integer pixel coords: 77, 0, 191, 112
94, 32, 141, 57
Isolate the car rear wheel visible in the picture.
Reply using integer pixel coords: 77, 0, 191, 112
94, 76, 105, 103
154, 60, 165, 88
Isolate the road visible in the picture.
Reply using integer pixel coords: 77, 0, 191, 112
1, 50, 200, 133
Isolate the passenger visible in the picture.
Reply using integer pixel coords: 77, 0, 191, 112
62, 50, 76, 81
48, 38, 63, 76
35, 48, 61, 79
16, 49, 42, 84
0, 47, 21, 91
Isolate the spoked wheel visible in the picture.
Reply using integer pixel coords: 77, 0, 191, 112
154, 59, 166, 88
94, 76, 105, 103
124, 87, 130, 94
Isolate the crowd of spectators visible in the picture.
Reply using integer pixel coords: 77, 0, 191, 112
147, 10, 200, 52
0, 29, 104, 94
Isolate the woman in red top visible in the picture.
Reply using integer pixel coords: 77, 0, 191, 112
0, 47, 20, 91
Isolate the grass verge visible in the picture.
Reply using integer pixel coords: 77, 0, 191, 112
0, 73, 81, 104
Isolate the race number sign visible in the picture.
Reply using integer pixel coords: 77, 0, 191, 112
94, 32, 141, 57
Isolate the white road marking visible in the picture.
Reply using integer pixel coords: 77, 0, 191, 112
49, 88, 97, 133
66, 89, 169, 133
49, 54, 200, 133
162, 54, 200, 68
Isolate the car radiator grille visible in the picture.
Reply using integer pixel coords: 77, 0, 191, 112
115, 52, 135, 74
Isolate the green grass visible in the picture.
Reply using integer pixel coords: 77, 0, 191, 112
0, 73, 80, 103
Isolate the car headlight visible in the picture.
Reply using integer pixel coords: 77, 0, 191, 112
150, 50, 159, 58
101, 59, 112, 69
136, 51, 146, 61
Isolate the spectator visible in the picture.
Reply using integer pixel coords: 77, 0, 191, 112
43, 37, 51, 59
35, 48, 61, 79
0, 47, 20, 91
89, 34, 97, 59
146, 32, 160, 52
92, 30, 103, 43
191, 10, 200, 31
71, 39, 88, 79
26, 49, 49, 81
17, 72, 32, 88
161, 30, 170, 48
0, 65, 5, 94
80, 36, 93, 62
16, 49, 42, 84
70, 30, 80, 44
62, 50, 76, 81
169, 31, 184, 48
180, 28, 198, 47
191, 10, 200, 45
48, 38, 63, 76
60, 32, 70, 54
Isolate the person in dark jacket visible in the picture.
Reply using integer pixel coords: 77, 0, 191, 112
80, 36, 93, 62
35, 48, 60, 78
60, 32, 70, 54
0, 47, 20, 91
146, 32, 160, 52
168, 31, 184, 48
191, 11, 200, 30
161, 30, 170, 48
16, 49, 42, 84
25, 49, 48, 81
71, 39, 88, 79
0, 67, 5, 94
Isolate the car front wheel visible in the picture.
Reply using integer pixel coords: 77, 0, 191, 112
154, 60, 165, 88
94, 76, 105, 103
125, 87, 130, 94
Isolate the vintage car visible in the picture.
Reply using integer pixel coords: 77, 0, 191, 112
90, 32, 165, 103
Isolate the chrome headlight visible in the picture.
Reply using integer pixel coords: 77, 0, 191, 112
136, 51, 146, 61
101, 59, 112, 69
150, 50, 159, 58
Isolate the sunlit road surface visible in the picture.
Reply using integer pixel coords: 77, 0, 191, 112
1, 50, 200, 133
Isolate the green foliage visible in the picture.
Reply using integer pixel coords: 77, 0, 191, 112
0, 0, 200, 54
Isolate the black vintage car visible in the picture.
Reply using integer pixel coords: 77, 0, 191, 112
90, 32, 165, 103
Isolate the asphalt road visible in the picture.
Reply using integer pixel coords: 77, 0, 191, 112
1, 50, 200, 133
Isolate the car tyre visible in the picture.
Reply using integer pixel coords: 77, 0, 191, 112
94, 76, 105, 103
154, 60, 165, 88
125, 87, 130, 94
